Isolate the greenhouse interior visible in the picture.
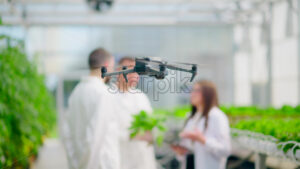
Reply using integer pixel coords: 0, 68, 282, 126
0, 0, 300, 169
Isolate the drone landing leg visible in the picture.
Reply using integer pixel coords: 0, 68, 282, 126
123, 73, 128, 82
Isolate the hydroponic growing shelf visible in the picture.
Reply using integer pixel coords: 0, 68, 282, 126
231, 129, 300, 165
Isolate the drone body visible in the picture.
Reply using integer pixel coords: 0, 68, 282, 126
101, 57, 197, 82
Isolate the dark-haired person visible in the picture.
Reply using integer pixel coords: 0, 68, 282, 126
114, 57, 157, 169
61, 48, 120, 169
172, 80, 231, 169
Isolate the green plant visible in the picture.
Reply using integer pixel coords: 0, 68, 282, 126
129, 106, 192, 145
220, 105, 300, 117
232, 118, 300, 142
0, 35, 56, 168
129, 110, 167, 145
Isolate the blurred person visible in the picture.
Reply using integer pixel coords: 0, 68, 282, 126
114, 57, 157, 169
171, 80, 231, 169
61, 48, 120, 169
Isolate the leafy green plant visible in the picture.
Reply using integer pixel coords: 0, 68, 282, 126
232, 118, 300, 142
0, 35, 56, 168
220, 105, 300, 117
129, 110, 167, 145
129, 105, 193, 146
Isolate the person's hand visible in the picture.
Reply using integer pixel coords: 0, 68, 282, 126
134, 131, 153, 144
170, 144, 188, 155
180, 129, 206, 144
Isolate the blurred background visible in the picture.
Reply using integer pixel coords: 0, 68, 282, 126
0, 0, 300, 169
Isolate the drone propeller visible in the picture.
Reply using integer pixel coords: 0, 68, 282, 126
172, 61, 209, 67
173, 61, 196, 65
136, 57, 166, 65
137, 57, 207, 68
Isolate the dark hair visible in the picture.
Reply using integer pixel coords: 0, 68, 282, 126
184, 106, 197, 127
88, 48, 112, 70
190, 80, 219, 130
118, 56, 135, 65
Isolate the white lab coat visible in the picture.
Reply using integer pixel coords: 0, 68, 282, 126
113, 87, 157, 169
61, 76, 120, 169
180, 107, 231, 169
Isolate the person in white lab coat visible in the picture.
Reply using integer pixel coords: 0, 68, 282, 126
172, 80, 231, 169
112, 57, 157, 169
60, 48, 120, 169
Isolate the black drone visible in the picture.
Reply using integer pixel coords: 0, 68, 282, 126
101, 57, 198, 82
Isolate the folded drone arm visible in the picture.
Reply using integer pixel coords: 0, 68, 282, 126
166, 65, 191, 73
102, 69, 134, 76
101, 69, 135, 82
166, 64, 197, 82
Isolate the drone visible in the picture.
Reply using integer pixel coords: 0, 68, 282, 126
101, 57, 198, 82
